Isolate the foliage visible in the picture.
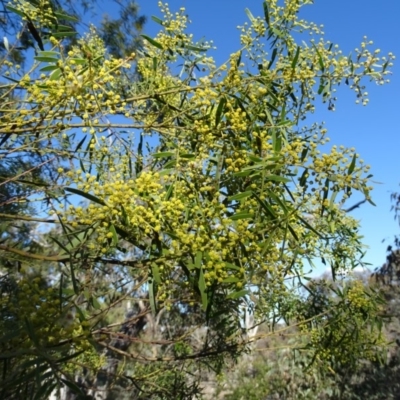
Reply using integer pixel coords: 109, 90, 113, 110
220, 274, 397, 400
0, 0, 395, 398
0, 0, 146, 64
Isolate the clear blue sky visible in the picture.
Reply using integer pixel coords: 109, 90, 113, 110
103, 0, 400, 272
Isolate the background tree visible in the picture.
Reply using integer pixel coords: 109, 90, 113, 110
0, 0, 395, 398
0, 0, 146, 64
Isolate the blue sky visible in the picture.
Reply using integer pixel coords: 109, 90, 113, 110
95, 0, 400, 273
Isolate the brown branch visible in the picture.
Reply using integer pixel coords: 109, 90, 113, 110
96, 339, 241, 362
0, 213, 58, 223
0, 244, 70, 261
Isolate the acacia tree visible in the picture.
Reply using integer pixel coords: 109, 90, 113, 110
0, 0, 395, 398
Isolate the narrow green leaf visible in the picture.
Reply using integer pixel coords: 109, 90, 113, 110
149, 279, 157, 315
329, 190, 339, 209
262, 108, 274, 127
75, 304, 87, 322
259, 234, 275, 256
158, 169, 173, 177
165, 231, 179, 240
300, 146, 309, 162
248, 155, 263, 163
55, 24, 75, 32
1, 75, 21, 84
60, 379, 86, 396
70, 261, 79, 294
50, 68, 62, 80
180, 153, 196, 159
272, 130, 281, 153
224, 262, 241, 271
36, 50, 60, 57
152, 56, 158, 72
263, 1, 270, 25
185, 44, 208, 52
227, 289, 248, 300
228, 191, 253, 201
54, 11, 79, 22
320, 178, 330, 215
3, 36, 9, 52
265, 175, 290, 183
164, 183, 174, 201
215, 97, 226, 127
236, 50, 242, 67
312, 44, 325, 72
280, 103, 287, 123
347, 153, 357, 175
267, 193, 287, 217
141, 34, 164, 50
92, 296, 101, 310
229, 212, 254, 221
5, 5, 25, 18
253, 193, 276, 219
198, 266, 208, 311
24, 318, 39, 346
69, 58, 87, 65
233, 170, 252, 177
297, 215, 325, 238
50, 31, 77, 38
109, 224, 118, 246
222, 276, 240, 283
299, 168, 308, 187
39, 65, 59, 72
65, 187, 106, 206
245, 8, 256, 24
317, 80, 325, 95
267, 48, 278, 69
79, 158, 85, 174
34, 56, 59, 63
287, 223, 299, 241
291, 46, 301, 69
163, 159, 177, 169
74, 135, 86, 152
153, 151, 174, 158
151, 263, 161, 284
195, 251, 202, 269
50, 236, 70, 256
151, 15, 164, 26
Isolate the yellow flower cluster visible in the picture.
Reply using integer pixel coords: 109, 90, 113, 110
346, 280, 372, 312
0, 274, 83, 349
11, 0, 55, 27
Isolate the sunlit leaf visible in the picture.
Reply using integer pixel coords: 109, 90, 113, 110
227, 289, 248, 299
347, 153, 357, 175
291, 46, 301, 69
215, 97, 226, 127
228, 191, 253, 201
151, 15, 164, 26
245, 8, 256, 24
229, 212, 254, 220
65, 187, 106, 206
141, 34, 164, 50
